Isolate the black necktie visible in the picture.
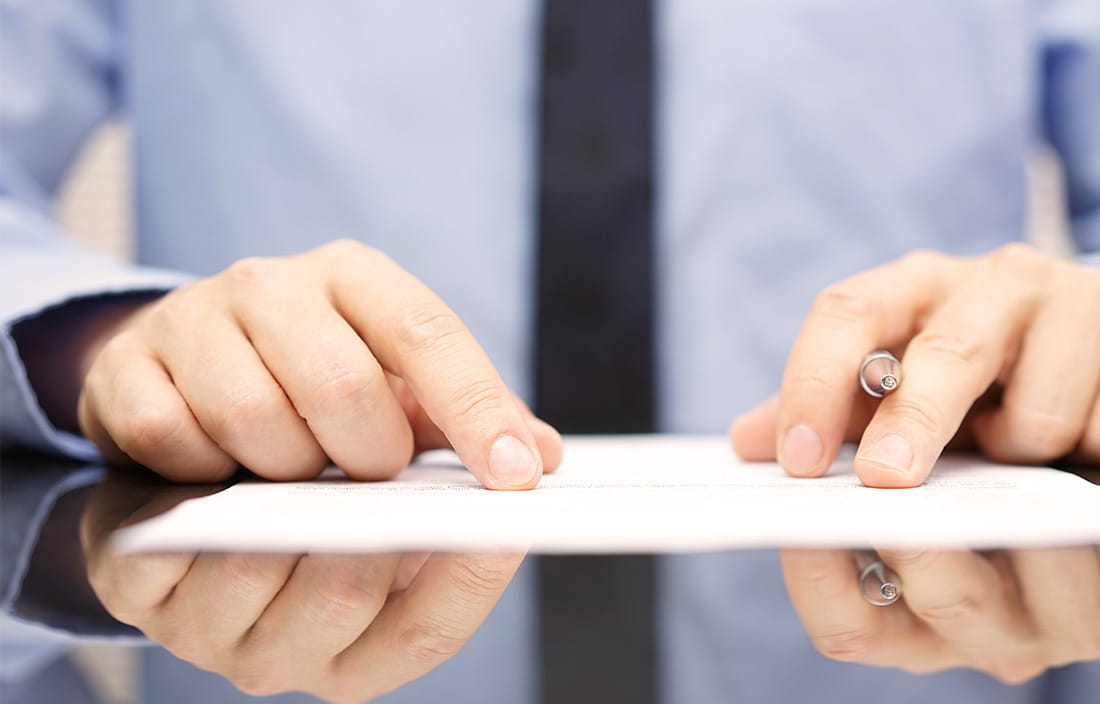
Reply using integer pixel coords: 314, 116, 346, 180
534, 2, 656, 703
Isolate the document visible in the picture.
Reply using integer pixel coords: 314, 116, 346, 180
114, 435, 1100, 554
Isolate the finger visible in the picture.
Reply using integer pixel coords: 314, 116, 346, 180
157, 312, 328, 480
1009, 547, 1100, 667
527, 416, 564, 473
732, 394, 876, 462
328, 552, 523, 702
393, 375, 563, 473
780, 549, 947, 671
237, 553, 400, 686
152, 553, 300, 666
86, 550, 197, 628
227, 273, 415, 480
730, 396, 780, 460
777, 250, 962, 478
389, 374, 452, 455
972, 265, 1100, 464
508, 394, 564, 473
877, 548, 1042, 682
393, 552, 432, 592
81, 479, 212, 625
855, 247, 1045, 487
80, 336, 237, 482
324, 242, 543, 490
1070, 395, 1100, 464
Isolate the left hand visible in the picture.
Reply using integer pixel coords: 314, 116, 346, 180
731, 244, 1100, 488
780, 546, 1100, 682
728, 245, 1100, 679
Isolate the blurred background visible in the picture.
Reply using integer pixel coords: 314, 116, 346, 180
52, 121, 1076, 703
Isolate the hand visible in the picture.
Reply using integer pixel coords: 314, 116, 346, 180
780, 546, 1100, 682
731, 244, 1100, 487
82, 471, 522, 703
77, 240, 562, 487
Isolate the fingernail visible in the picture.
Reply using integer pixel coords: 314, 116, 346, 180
488, 435, 540, 488
858, 434, 913, 474
781, 424, 823, 476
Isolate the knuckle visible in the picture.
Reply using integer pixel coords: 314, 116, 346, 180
97, 329, 145, 362
398, 618, 467, 664
320, 683, 381, 704
394, 304, 469, 356
1003, 411, 1080, 462
143, 289, 202, 337
876, 549, 932, 570
901, 661, 941, 676
231, 670, 291, 699
909, 330, 984, 366
911, 591, 984, 624
900, 248, 946, 269
219, 554, 277, 602
152, 283, 198, 317
980, 243, 1045, 286
117, 407, 188, 458
448, 555, 513, 598
785, 362, 847, 396
449, 379, 510, 426
986, 658, 1045, 685
212, 389, 274, 441
989, 242, 1037, 268
179, 639, 235, 674
224, 257, 277, 288
884, 394, 945, 436
320, 238, 372, 260
163, 637, 210, 669
812, 282, 878, 324
812, 625, 882, 662
307, 568, 386, 628
96, 556, 179, 623
309, 366, 384, 418
95, 588, 138, 625
789, 562, 837, 591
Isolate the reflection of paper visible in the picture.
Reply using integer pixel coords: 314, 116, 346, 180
114, 435, 1100, 554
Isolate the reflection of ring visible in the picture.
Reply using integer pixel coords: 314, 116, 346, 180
860, 350, 902, 399
855, 551, 903, 607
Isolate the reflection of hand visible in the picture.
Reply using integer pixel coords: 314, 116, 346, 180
780, 546, 1100, 682
732, 245, 1100, 487
82, 473, 524, 702
77, 240, 562, 487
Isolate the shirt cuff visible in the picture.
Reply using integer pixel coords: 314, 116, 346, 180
0, 458, 142, 641
0, 245, 192, 459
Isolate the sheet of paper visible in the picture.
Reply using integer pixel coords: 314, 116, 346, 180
114, 435, 1100, 554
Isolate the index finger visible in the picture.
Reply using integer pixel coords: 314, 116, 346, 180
776, 251, 962, 477
322, 242, 547, 490
329, 552, 525, 702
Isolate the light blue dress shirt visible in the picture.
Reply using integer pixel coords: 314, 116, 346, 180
2, 1, 1099, 702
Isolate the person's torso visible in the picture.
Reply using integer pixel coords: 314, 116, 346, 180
117, 2, 1097, 702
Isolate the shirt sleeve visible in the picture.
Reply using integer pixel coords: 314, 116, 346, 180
0, 457, 144, 641
1040, 0, 1100, 258
0, 0, 192, 459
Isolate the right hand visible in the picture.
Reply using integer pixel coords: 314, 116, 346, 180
78, 240, 562, 487
82, 473, 524, 702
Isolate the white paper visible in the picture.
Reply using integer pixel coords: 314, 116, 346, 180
114, 435, 1100, 554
